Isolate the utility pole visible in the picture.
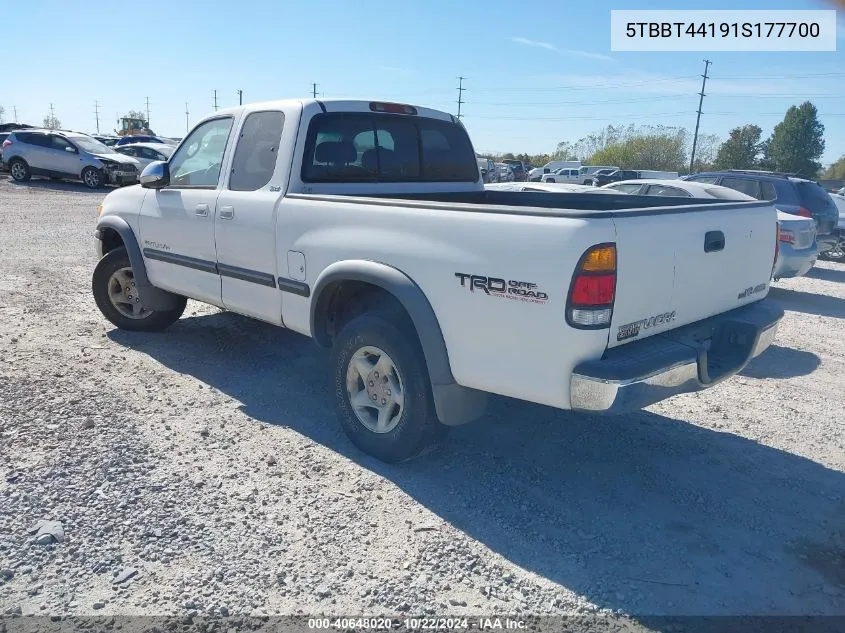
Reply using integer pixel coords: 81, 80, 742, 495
13, 106, 18, 122
185, 102, 189, 133
94, 100, 100, 133
213, 90, 218, 111
145, 96, 150, 125
689, 59, 712, 174
49, 103, 56, 129
456, 76, 466, 119
312, 83, 318, 98
237, 90, 243, 106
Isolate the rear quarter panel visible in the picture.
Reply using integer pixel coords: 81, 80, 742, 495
276, 197, 617, 408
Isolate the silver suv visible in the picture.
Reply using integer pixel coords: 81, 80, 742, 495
2, 129, 141, 189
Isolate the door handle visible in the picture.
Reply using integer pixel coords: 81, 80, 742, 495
704, 230, 725, 253
219, 206, 234, 220
195, 204, 209, 217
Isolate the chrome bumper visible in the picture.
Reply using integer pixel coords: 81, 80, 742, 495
570, 300, 784, 414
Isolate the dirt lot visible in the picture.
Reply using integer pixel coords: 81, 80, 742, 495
1, 176, 844, 623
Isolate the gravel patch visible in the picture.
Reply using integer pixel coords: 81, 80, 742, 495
0, 175, 843, 621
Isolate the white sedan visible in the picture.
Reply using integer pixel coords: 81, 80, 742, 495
113, 142, 175, 169
599, 179, 818, 280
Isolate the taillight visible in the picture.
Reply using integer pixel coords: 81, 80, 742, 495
778, 227, 795, 244
772, 223, 780, 276
566, 243, 616, 329
798, 207, 812, 218
1, 139, 11, 148
369, 102, 418, 115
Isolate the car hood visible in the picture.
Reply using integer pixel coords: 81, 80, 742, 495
93, 152, 140, 167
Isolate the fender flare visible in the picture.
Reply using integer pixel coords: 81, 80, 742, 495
310, 260, 487, 426
94, 215, 183, 311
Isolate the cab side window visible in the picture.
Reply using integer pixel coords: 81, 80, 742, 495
50, 136, 76, 152
169, 117, 234, 188
229, 111, 285, 191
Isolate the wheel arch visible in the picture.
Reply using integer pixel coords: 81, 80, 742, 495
310, 260, 487, 426
94, 215, 183, 311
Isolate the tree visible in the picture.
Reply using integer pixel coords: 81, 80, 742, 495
123, 109, 147, 122
690, 133, 721, 172
765, 101, 825, 177
43, 113, 61, 130
583, 124, 688, 171
0, 105, 5, 124
822, 156, 845, 180
712, 125, 764, 170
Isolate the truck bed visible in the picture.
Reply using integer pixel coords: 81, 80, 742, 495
289, 190, 770, 218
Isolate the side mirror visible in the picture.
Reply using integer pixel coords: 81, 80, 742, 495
65, 146, 76, 153
140, 161, 170, 189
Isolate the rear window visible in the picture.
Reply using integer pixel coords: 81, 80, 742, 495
795, 181, 838, 213
302, 113, 478, 183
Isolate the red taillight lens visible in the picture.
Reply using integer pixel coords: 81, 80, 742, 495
567, 243, 617, 329
798, 207, 812, 218
1, 139, 11, 148
778, 229, 795, 244
571, 274, 615, 305
772, 223, 780, 277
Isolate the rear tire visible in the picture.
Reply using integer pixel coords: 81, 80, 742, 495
9, 158, 31, 182
92, 247, 187, 332
331, 310, 447, 463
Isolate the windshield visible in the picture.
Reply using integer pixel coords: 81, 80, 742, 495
71, 136, 115, 154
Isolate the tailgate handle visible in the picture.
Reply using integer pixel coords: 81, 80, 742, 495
704, 230, 725, 253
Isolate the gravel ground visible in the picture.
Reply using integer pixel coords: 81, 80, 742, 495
0, 176, 843, 625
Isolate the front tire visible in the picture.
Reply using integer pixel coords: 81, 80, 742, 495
331, 311, 447, 463
9, 158, 31, 182
82, 166, 104, 189
92, 247, 186, 332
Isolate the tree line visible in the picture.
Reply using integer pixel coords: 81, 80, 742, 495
490, 101, 840, 179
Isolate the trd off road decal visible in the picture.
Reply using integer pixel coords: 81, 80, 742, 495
454, 273, 549, 304
616, 311, 676, 341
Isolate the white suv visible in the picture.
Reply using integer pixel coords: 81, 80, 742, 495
2, 129, 141, 189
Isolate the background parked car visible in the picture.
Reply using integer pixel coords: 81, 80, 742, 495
541, 167, 580, 184
683, 170, 838, 256
2, 129, 140, 189
592, 168, 638, 187
114, 142, 175, 169
601, 178, 818, 280
476, 157, 498, 183
495, 162, 515, 182
0, 132, 9, 171
820, 192, 845, 262
114, 134, 170, 147
93, 135, 120, 147
500, 159, 526, 182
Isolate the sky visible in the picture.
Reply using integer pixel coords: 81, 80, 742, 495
2, 0, 844, 164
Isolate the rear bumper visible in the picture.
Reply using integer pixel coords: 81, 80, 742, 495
570, 300, 784, 414
773, 241, 818, 279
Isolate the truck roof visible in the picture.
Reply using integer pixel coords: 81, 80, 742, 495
208, 99, 456, 123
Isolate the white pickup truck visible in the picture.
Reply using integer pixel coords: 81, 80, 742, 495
92, 99, 784, 463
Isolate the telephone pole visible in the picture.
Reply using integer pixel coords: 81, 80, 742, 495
49, 103, 56, 129
94, 100, 100, 133
456, 76, 466, 119
145, 96, 150, 125
312, 83, 318, 98
213, 90, 218, 111
13, 106, 18, 122
185, 102, 189, 133
688, 59, 712, 174
237, 90, 243, 106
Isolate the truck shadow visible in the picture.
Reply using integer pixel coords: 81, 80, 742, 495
5, 178, 113, 194
738, 344, 820, 379
769, 287, 845, 319
806, 266, 845, 284
108, 312, 845, 617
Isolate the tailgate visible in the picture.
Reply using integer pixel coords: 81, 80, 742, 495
608, 201, 778, 349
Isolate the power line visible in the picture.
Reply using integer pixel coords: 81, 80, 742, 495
462, 110, 845, 122
689, 59, 712, 174
456, 76, 466, 119
470, 93, 843, 107
94, 100, 100, 134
